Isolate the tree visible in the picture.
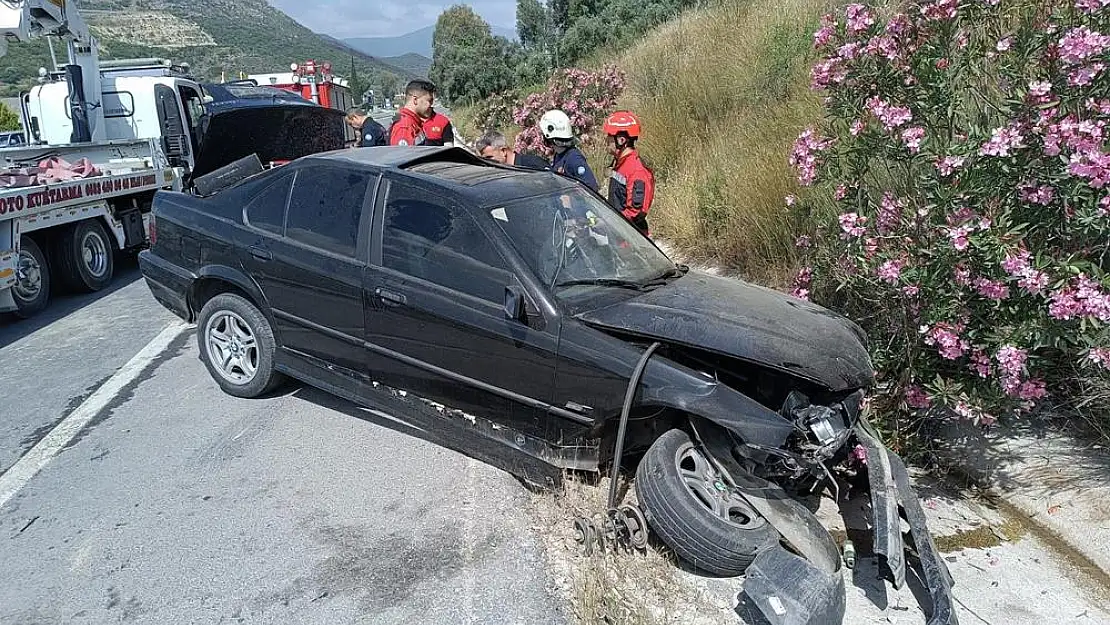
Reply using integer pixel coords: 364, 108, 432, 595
516, 0, 556, 81
347, 56, 366, 107
430, 5, 515, 104
0, 102, 20, 132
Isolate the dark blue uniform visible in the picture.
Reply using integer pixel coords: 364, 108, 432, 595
358, 118, 387, 147
552, 147, 598, 191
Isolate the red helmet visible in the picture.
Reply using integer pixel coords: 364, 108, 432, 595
603, 111, 642, 138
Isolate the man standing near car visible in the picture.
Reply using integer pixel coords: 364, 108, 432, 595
422, 108, 456, 147
539, 109, 599, 192
603, 110, 655, 236
475, 131, 550, 170
390, 80, 437, 146
345, 107, 387, 147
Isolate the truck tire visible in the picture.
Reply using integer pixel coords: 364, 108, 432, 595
55, 219, 114, 293
12, 236, 50, 319
197, 293, 284, 398
636, 429, 778, 576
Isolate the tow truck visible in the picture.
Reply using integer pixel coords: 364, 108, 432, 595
0, 2, 346, 319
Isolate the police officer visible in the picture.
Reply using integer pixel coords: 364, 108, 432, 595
345, 107, 387, 147
539, 109, 598, 191
603, 110, 655, 236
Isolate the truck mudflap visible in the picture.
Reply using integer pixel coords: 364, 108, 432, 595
856, 421, 959, 625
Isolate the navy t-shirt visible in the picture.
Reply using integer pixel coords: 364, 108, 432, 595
552, 148, 598, 191
358, 118, 387, 147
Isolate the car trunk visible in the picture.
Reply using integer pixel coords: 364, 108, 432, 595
190, 105, 347, 181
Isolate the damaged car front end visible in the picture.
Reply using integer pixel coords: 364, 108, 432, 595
573, 271, 959, 625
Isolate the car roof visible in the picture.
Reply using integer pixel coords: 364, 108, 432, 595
306, 146, 578, 206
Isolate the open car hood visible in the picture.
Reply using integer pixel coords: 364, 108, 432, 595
575, 270, 875, 391
191, 105, 347, 180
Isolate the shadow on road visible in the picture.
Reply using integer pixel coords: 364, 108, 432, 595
0, 254, 143, 349
286, 381, 564, 491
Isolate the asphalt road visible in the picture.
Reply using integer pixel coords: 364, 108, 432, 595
1, 253, 1108, 625
0, 263, 564, 624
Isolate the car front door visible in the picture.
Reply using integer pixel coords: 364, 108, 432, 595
239, 164, 374, 376
363, 177, 561, 439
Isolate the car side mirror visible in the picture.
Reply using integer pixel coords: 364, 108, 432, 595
504, 284, 527, 322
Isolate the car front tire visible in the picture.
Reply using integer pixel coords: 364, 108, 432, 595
197, 293, 283, 398
636, 429, 778, 576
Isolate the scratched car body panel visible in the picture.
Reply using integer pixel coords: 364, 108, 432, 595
139, 146, 958, 625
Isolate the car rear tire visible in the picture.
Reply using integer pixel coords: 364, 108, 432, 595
12, 236, 50, 319
55, 219, 114, 293
197, 293, 283, 398
636, 429, 778, 576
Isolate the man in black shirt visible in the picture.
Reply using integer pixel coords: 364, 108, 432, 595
345, 107, 387, 147
475, 131, 549, 170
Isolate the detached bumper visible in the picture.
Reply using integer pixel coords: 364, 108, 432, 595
856, 421, 959, 625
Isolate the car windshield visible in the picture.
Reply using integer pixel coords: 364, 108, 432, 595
486, 187, 677, 293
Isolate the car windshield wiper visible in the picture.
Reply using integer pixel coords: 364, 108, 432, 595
554, 278, 650, 291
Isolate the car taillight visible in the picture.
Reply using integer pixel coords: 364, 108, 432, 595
147, 214, 157, 246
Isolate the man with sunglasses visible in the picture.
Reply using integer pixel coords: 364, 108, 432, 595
475, 131, 549, 170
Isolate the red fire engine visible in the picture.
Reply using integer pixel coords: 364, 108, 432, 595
248, 60, 357, 142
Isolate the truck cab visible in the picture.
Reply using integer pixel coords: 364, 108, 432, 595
21, 60, 207, 173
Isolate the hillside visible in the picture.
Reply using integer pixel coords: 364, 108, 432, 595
0, 0, 410, 97
345, 25, 517, 59
380, 54, 432, 78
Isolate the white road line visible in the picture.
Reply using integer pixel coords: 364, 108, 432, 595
0, 321, 189, 510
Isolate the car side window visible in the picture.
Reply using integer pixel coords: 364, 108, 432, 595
382, 181, 512, 302
244, 174, 293, 236
286, 166, 371, 257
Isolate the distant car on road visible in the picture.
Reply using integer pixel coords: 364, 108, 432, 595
138, 146, 957, 625
0, 130, 26, 147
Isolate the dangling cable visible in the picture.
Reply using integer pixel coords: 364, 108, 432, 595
607, 341, 662, 509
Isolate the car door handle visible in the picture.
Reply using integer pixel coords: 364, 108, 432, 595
376, 288, 406, 306
249, 245, 272, 261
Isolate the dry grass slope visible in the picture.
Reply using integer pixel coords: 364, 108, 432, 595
616, 0, 831, 286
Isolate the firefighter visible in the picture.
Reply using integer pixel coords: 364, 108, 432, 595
475, 130, 549, 170
390, 79, 437, 146
539, 109, 598, 191
345, 107, 387, 147
422, 109, 456, 147
603, 111, 655, 236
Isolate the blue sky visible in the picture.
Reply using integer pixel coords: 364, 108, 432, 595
267, 1, 517, 39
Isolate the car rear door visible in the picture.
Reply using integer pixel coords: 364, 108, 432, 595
362, 176, 563, 439
239, 164, 375, 376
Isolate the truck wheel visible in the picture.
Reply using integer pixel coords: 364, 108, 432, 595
12, 236, 50, 319
56, 219, 114, 293
197, 293, 284, 398
636, 429, 778, 576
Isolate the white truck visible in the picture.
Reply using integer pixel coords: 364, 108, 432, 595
0, 1, 347, 319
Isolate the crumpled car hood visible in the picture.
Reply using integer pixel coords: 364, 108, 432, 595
574, 270, 875, 391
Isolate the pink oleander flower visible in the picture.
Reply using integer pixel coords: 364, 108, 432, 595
839, 212, 868, 237
947, 224, 973, 251
1002, 248, 1031, 275
1069, 149, 1110, 188
974, 277, 1010, 300
996, 345, 1028, 378
877, 258, 907, 284
921, 0, 958, 21
813, 14, 837, 48
811, 57, 847, 90
1069, 63, 1106, 87
925, 323, 970, 360
1029, 80, 1053, 97
1101, 196, 1110, 215
901, 126, 925, 153
1077, 0, 1110, 12
850, 119, 865, 136
1088, 347, 1110, 369
905, 385, 932, 409
1019, 183, 1055, 205
865, 34, 900, 60
785, 194, 797, 207
790, 128, 833, 186
878, 193, 903, 233
838, 42, 863, 59
863, 237, 879, 259
902, 284, 920, 297
835, 183, 850, 200
996, 37, 1013, 52
866, 96, 913, 130
795, 235, 812, 248
851, 444, 868, 464
1018, 378, 1047, 401
936, 155, 966, 176
970, 349, 993, 378
954, 264, 972, 286
1058, 27, 1110, 66
846, 3, 875, 34
980, 122, 1025, 157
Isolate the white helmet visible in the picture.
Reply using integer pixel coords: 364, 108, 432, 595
539, 109, 574, 140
